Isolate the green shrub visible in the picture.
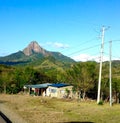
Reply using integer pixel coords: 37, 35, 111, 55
98, 100, 103, 105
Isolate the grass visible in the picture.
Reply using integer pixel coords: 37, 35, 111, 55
0, 94, 120, 123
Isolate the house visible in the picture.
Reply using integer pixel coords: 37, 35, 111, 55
24, 83, 73, 98
46, 83, 73, 98
23, 83, 52, 96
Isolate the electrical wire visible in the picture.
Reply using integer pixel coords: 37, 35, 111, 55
60, 39, 120, 62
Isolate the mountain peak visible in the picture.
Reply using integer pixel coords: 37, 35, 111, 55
0, 41, 74, 66
23, 41, 48, 56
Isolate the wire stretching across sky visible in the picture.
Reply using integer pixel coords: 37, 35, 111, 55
67, 40, 110, 56
59, 37, 99, 52
68, 43, 101, 56
59, 36, 102, 57
62, 39, 120, 62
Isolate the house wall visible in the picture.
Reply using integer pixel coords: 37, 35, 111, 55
28, 88, 46, 96
34, 88, 46, 96
46, 86, 73, 98
46, 86, 58, 97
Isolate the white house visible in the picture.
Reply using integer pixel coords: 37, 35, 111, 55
24, 83, 73, 98
46, 83, 73, 98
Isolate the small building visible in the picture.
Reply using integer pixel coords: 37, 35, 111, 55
24, 83, 73, 98
46, 83, 73, 98
23, 83, 52, 96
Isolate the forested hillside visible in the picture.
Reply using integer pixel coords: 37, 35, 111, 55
0, 41, 74, 66
0, 60, 120, 103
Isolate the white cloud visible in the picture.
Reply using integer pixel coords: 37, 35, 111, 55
46, 42, 69, 49
71, 54, 110, 62
54, 42, 69, 48
72, 54, 95, 62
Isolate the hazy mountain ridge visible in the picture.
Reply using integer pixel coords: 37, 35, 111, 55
0, 41, 75, 66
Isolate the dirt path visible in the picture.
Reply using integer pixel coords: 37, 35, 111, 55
0, 103, 27, 123
0, 115, 6, 123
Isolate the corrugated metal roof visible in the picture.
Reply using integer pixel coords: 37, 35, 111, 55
24, 83, 52, 89
24, 83, 71, 89
49, 83, 70, 88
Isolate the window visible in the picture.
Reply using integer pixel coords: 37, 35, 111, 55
51, 88, 56, 93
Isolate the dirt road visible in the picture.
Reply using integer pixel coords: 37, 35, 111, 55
0, 103, 27, 123
0, 115, 6, 123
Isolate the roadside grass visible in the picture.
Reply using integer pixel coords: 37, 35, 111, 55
0, 94, 120, 123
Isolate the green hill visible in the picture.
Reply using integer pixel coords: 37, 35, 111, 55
0, 41, 75, 66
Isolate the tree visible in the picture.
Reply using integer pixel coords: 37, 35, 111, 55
0, 65, 14, 93
80, 62, 97, 100
66, 61, 97, 100
112, 78, 120, 103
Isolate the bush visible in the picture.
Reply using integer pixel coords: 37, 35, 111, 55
98, 100, 103, 105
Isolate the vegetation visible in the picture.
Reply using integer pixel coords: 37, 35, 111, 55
0, 65, 55, 94
1, 59, 120, 123
1, 41, 120, 102
66, 61, 98, 100
1, 94, 120, 123
0, 50, 74, 66
0, 59, 120, 103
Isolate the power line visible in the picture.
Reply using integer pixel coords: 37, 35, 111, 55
59, 38, 120, 62
67, 40, 110, 57
60, 37, 99, 52
66, 40, 120, 59
68, 43, 100, 56
104, 52, 120, 60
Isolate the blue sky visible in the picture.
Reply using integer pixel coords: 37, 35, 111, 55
0, 0, 120, 61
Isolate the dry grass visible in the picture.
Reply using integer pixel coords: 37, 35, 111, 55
0, 94, 120, 123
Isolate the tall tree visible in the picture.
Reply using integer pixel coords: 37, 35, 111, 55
112, 78, 120, 103
66, 61, 97, 100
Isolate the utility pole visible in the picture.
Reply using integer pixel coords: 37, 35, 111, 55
109, 41, 112, 106
97, 26, 110, 104
97, 26, 105, 104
